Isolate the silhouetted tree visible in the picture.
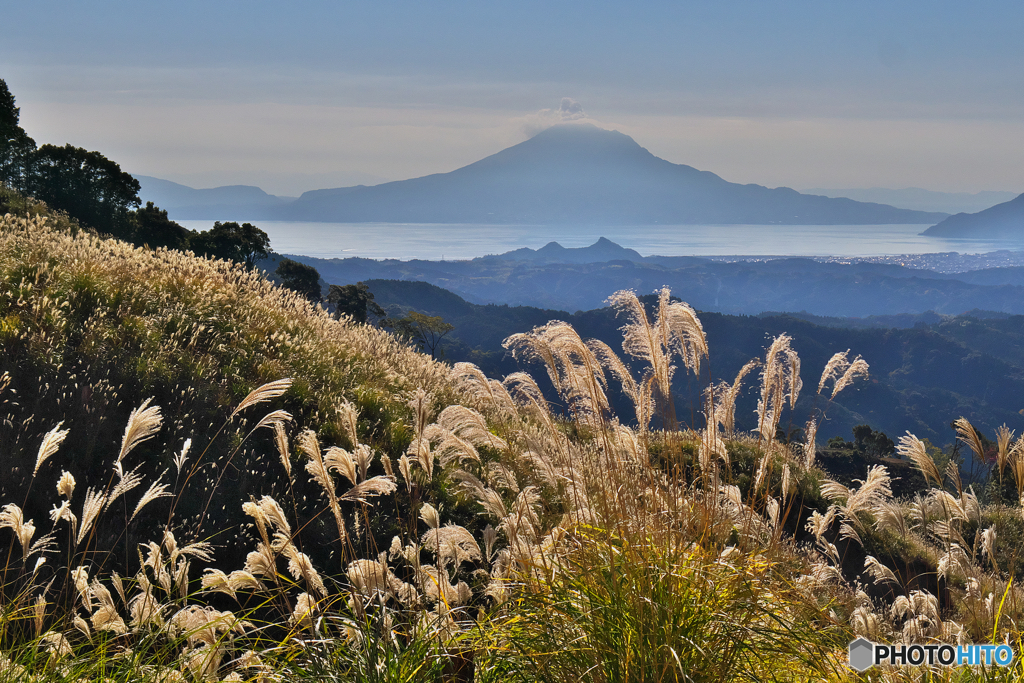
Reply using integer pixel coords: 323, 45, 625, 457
390, 311, 454, 360
132, 201, 193, 250
276, 258, 322, 303
23, 144, 141, 239
191, 221, 270, 268
852, 424, 895, 457
326, 283, 385, 324
0, 78, 36, 189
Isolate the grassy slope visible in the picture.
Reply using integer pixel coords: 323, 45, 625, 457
0, 211, 453, 571
3, 199, 1024, 682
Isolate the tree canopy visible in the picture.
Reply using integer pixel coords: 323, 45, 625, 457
24, 143, 141, 239
132, 201, 193, 250
0, 78, 36, 189
191, 221, 270, 268
276, 258, 322, 303
326, 282, 385, 324
390, 311, 454, 360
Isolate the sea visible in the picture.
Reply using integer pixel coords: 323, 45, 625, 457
178, 221, 1024, 262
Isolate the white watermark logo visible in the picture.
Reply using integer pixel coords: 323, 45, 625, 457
848, 638, 1015, 671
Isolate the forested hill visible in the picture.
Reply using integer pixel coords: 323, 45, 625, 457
366, 279, 1024, 445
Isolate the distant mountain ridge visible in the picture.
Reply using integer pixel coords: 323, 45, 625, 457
479, 236, 645, 264
923, 193, 1024, 239
801, 187, 1017, 215
134, 175, 294, 221
281, 124, 945, 225
138, 124, 948, 225
281, 237, 1024, 316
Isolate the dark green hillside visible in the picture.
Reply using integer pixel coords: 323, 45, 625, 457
366, 279, 1024, 445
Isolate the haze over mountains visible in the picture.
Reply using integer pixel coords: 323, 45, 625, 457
138, 123, 948, 225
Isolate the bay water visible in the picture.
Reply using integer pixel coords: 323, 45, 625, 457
178, 221, 1024, 261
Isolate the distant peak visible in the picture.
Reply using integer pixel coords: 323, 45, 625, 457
529, 122, 626, 140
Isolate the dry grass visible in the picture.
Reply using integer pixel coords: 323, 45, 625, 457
0, 212, 1022, 681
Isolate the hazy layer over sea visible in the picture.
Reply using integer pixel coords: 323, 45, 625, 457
180, 221, 1024, 261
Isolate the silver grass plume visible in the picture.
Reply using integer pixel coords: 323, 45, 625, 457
298, 429, 347, 542
33, 596, 46, 638
352, 443, 375, 482
452, 471, 508, 520
272, 423, 290, 477
107, 466, 144, 508
437, 404, 507, 452
420, 503, 441, 530
451, 362, 517, 415
49, 500, 77, 535
698, 388, 727, 473
1010, 437, 1024, 504
324, 446, 358, 485
756, 334, 800, 447
290, 593, 316, 629
230, 378, 292, 419
505, 320, 610, 424
408, 388, 433, 439
56, 471, 76, 499
132, 474, 173, 521
338, 476, 397, 503
421, 525, 482, 568
606, 288, 707, 419
780, 463, 792, 502
788, 352, 802, 409
864, 555, 899, 586
336, 399, 359, 446
897, 432, 942, 488
804, 418, 818, 468
587, 337, 645, 428
831, 356, 869, 399
33, 421, 69, 477
0, 504, 36, 560
654, 287, 708, 375
954, 418, 987, 467
252, 409, 292, 434
817, 350, 850, 395
996, 425, 1014, 483
980, 527, 998, 571
118, 399, 163, 463
173, 438, 192, 475
937, 544, 972, 582
502, 372, 548, 408
873, 500, 909, 540
946, 460, 963, 496
716, 360, 758, 435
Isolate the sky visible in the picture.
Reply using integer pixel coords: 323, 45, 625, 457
3, 1, 1023, 196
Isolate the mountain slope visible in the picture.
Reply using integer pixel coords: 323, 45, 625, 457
279, 124, 946, 225
922, 192, 1024, 238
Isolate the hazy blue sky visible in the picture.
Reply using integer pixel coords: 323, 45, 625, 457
3, 1, 1023, 195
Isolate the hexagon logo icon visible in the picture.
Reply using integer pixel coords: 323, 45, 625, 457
848, 637, 875, 672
